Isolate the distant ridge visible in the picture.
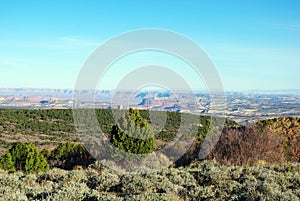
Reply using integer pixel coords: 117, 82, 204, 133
1, 88, 300, 96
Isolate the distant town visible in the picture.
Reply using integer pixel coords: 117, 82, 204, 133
0, 88, 299, 124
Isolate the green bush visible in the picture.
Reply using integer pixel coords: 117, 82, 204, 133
110, 108, 154, 160
196, 116, 211, 146
49, 142, 95, 170
0, 151, 15, 173
0, 142, 49, 173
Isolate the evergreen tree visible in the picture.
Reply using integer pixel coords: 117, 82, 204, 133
197, 117, 211, 146
0, 142, 49, 173
24, 145, 49, 173
110, 108, 154, 160
0, 151, 15, 173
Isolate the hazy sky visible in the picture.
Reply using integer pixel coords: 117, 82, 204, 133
0, 1, 299, 91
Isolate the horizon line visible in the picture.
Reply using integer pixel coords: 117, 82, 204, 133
1, 87, 300, 94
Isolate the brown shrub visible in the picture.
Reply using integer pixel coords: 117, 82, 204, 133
262, 117, 300, 162
207, 125, 285, 166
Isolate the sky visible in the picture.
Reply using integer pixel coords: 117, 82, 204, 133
0, 0, 300, 91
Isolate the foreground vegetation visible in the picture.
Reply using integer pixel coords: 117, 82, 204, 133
0, 160, 299, 201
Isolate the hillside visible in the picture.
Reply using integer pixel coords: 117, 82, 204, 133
0, 109, 299, 200
0, 109, 300, 167
0, 108, 237, 156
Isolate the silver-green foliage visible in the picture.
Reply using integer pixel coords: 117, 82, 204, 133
0, 161, 299, 200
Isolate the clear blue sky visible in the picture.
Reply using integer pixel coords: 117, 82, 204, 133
0, 0, 299, 91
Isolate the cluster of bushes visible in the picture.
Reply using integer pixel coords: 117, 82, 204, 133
205, 118, 300, 166
0, 109, 75, 135
0, 108, 123, 137
48, 142, 95, 170
0, 108, 227, 144
0, 142, 49, 173
1, 108, 299, 169
259, 117, 300, 162
0, 142, 95, 173
0, 160, 299, 200
206, 126, 282, 166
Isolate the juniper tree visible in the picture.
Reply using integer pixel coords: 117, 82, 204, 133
0, 151, 15, 173
0, 142, 49, 173
110, 108, 154, 160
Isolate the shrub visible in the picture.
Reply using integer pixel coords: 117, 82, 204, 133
49, 142, 95, 170
260, 117, 300, 162
87, 172, 120, 192
125, 193, 181, 201
0, 142, 49, 173
110, 108, 154, 160
207, 125, 283, 166
120, 174, 157, 194
50, 182, 89, 201
83, 192, 123, 201
0, 151, 15, 173
196, 116, 211, 146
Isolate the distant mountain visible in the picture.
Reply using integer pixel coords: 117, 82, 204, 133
240, 89, 300, 95
0, 88, 74, 98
